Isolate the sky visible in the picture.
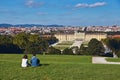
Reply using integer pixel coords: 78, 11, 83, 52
0, 0, 120, 26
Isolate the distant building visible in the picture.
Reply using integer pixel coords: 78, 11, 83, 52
54, 33, 74, 41
55, 32, 107, 42
111, 35, 120, 38
74, 31, 85, 41
105, 29, 112, 32
85, 33, 107, 41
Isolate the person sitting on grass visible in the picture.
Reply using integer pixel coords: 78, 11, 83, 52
30, 54, 40, 67
21, 54, 30, 67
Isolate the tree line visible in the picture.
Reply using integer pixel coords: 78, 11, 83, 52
0, 32, 58, 54
1, 33, 120, 57
0, 33, 105, 56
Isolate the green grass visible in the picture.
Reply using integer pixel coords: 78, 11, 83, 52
1, 54, 120, 80
54, 41, 73, 50
106, 58, 120, 62
57, 41, 74, 45
54, 45, 70, 50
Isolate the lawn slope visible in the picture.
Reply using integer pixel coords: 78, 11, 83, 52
0, 54, 120, 80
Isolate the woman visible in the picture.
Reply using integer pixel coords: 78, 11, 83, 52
21, 55, 30, 67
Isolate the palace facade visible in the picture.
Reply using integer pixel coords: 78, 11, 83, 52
55, 32, 107, 42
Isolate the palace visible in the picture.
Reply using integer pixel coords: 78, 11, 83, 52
55, 32, 107, 42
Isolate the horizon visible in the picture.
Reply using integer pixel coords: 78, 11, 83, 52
0, 23, 119, 27
0, 0, 120, 26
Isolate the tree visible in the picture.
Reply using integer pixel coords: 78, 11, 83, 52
13, 32, 29, 49
0, 33, 58, 54
46, 47, 61, 55
39, 41, 49, 52
0, 35, 13, 44
45, 37, 58, 45
87, 38, 105, 56
70, 46, 79, 55
79, 44, 89, 55
102, 38, 120, 58
0, 35, 22, 53
62, 48, 73, 55
28, 34, 40, 43
0, 43, 22, 53
24, 43, 43, 54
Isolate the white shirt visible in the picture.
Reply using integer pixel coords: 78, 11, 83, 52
21, 59, 28, 67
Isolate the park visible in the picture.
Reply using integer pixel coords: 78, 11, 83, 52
1, 54, 120, 80
0, 0, 120, 80
1, 33, 120, 80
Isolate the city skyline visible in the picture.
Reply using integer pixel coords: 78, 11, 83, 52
0, 0, 120, 26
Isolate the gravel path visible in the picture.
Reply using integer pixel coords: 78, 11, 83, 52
92, 57, 120, 64
70, 41, 83, 48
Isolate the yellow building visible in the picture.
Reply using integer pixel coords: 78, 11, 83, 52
74, 32, 85, 41
54, 34, 75, 41
55, 32, 107, 42
85, 33, 107, 41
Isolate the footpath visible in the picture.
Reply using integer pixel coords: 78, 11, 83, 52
92, 57, 120, 64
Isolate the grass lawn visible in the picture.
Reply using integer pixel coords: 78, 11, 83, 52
54, 45, 70, 50
106, 58, 120, 62
53, 41, 73, 50
1, 54, 120, 80
57, 41, 74, 45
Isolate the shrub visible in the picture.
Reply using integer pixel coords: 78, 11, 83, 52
46, 47, 61, 55
62, 48, 73, 55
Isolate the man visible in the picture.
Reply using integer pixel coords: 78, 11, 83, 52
30, 54, 40, 67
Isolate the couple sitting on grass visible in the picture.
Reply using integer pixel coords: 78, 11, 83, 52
21, 54, 40, 67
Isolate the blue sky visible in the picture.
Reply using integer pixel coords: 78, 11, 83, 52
0, 0, 120, 26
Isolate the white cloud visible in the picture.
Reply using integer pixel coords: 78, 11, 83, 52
25, 0, 44, 8
75, 3, 89, 8
75, 2, 106, 8
89, 2, 106, 7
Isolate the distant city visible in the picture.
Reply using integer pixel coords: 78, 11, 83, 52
0, 23, 120, 36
